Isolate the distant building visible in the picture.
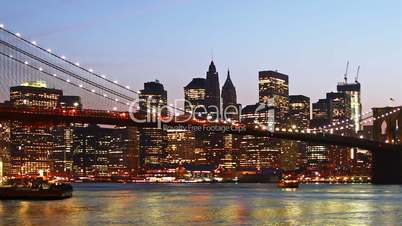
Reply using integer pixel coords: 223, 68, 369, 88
138, 80, 168, 169
326, 92, 351, 127
288, 95, 310, 129
165, 129, 196, 164
311, 99, 329, 128
205, 61, 220, 118
52, 95, 82, 177
10, 81, 62, 108
337, 81, 362, 132
184, 78, 206, 115
239, 104, 280, 169
0, 122, 11, 177
221, 69, 240, 121
9, 81, 63, 176
72, 125, 138, 178
258, 70, 289, 128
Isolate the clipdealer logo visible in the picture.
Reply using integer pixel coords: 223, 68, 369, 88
127, 99, 245, 132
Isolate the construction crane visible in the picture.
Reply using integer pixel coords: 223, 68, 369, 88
344, 61, 349, 83
355, 65, 360, 83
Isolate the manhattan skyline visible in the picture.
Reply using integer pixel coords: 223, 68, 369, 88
1, 1, 401, 111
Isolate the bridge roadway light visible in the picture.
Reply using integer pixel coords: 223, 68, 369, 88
0, 24, 4, 28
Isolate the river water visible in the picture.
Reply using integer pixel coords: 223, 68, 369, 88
1, 183, 402, 225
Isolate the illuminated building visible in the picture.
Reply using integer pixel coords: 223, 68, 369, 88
205, 61, 220, 118
282, 95, 311, 170
258, 70, 289, 129
138, 80, 168, 169
184, 78, 206, 114
288, 95, 310, 129
239, 104, 280, 169
9, 81, 63, 176
308, 91, 353, 175
337, 81, 362, 132
52, 96, 82, 177
221, 69, 240, 168
0, 122, 11, 177
184, 78, 208, 164
326, 92, 351, 126
306, 145, 328, 172
166, 129, 196, 164
10, 81, 62, 108
308, 99, 330, 174
72, 125, 138, 178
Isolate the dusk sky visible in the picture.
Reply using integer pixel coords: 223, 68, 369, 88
1, 0, 401, 111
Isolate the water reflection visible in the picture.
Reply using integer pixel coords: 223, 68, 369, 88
1, 184, 402, 225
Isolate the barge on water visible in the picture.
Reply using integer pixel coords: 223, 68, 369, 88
0, 178, 73, 200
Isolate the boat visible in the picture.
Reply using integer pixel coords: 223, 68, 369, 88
0, 178, 73, 200
277, 178, 300, 188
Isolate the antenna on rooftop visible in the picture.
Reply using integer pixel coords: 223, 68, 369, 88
344, 61, 349, 83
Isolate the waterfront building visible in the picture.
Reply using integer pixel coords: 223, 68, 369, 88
258, 70, 289, 129
166, 129, 196, 164
9, 81, 63, 176
52, 96, 82, 177
239, 104, 280, 169
72, 124, 138, 178
138, 80, 168, 169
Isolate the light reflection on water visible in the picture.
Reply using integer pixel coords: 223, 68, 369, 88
1, 183, 402, 225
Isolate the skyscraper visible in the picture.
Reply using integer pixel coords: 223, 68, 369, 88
184, 78, 206, 114
239, 104, 280, 169
9, 81, 63, 176
337, 82, 362, 132
258, 71, 289, 128
52, 96, 82, 177
138, 80, 168, 169
288, 95, 310, 130
205, 61, 220, 118
221, 69, 240, 121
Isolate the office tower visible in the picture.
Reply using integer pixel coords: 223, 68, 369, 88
311, 99, 329, 128
138, 80, 168, 169
205, 61, 220, 118
221, 69, 240, 121
288, 95, 310, 129
0, 121, 11, 177
307, 99, 330, 174
258, 70, 289, 128
52, 95, 82, 177
184, 78, 206, 115
9, 81, 63, 176
337, 68, 362, 132
72, 124, 136, 178
166, 129, 196, 164
239, 104, 280, 169
326, 92, 352, 128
